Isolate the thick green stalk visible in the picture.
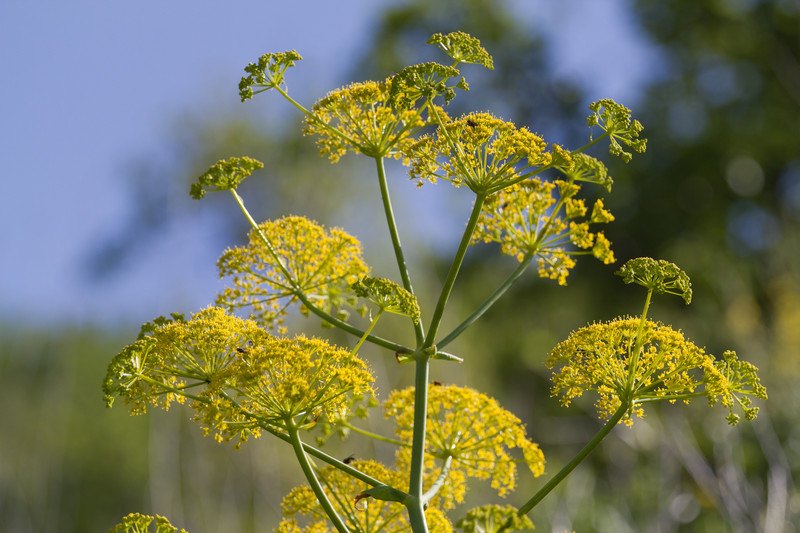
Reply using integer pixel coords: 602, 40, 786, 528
437, 254, 532, 349
406, 497, 428, 533
424, 194, 486, 346
408, 353, 431, 498
374, 156, 425, 346
287, 423, 349, 533
510, 402, 629, 522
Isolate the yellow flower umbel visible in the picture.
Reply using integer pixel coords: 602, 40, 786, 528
109, 512, 188, 533
304, 79, 428, 162
104, 307, 375, 447
547, 318, 766, 426
385, 385, 545, 509
217, 216, 369, 333
277, 460, 452, 533
472, 178, 616, 285
197, 333, 375, 443
102, 307, 267, 416
405, 112, 550, 194
455, 504, 533, 533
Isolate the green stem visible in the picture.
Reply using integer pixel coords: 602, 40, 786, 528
510, 402, 629, 524
437, 254, 532, 349
374, 156, 426, 346
294, 292, 411, 354
624, 289, 654, 399
351, 309, 384, 355
424, 194, 486, 347
273, 85, 360, 148
408, 355, 431, 500
287, 423, 349, 533
342, 421, 409, 447
260, 424, 387, 488
406, 496, 428, 533
572, 131, 609, 154
422, 455, 453, 504
229, 189, 296, 287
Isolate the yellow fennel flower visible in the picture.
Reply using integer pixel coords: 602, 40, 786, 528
102, 307, 267, 415
455, 504, 533, 533
277, 460, 452, 533
472, 178, 616, 285
217, 216, 369, 333
109, 512, 188, 533
104, 307, 374, 447
547, 317, 766, 425
304, 79, 428, 162
404, 112, 550, 194
385, 385, 544, 509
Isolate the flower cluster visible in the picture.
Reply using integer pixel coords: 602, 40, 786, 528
388, 62, 466, 108
587, 99, 647, 163
352, 276, 421, 323
547, 317, 765, 425
239, 50, 303, 102
404, 112, 550, 194
427, 31, 494, 69
189, 156, 264, 199
708, 350, 768, 425
472, 178, 616, 285
304, 79, 428, 162
616, 257, 693, 304
216, 216, 369, 333
277, 460, 452, 533
385, 385, 545, 509
558, 152, 613, 191
455, 504, 533, 533
109, 513, 188, 533
104, 307, 375, 446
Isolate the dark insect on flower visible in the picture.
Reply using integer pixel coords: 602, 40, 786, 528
236, 347, 248, 354
343, 454, 356, 464
433, 381, 443, 386
466, 119, 478, 128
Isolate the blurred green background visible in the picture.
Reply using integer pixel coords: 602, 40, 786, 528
2, 0, 798, 531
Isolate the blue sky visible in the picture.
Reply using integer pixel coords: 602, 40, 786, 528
0, 0, 657, 327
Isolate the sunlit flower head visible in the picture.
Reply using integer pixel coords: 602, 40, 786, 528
427, 31, 494, 69
352, 276, 420, 323
190, 156, 264, 199
616, 257, 692, 304
587, 99, 647, 163
304, 79, 429, 162
388, 62, 466, 108
239, 50, 303, 102
472, 178, 615, 285
385, 385, 544, 508
109, 512, 188, 533
455, 504, 533, 533
547, 317, 766, 425
200, 334, 375, 443
277, 460, 451, 533
103, 307, 266, 415
558, 152, 613, 192
104, 307, 374, 447
404, 112, 550, 194
217, 216, 369, 333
